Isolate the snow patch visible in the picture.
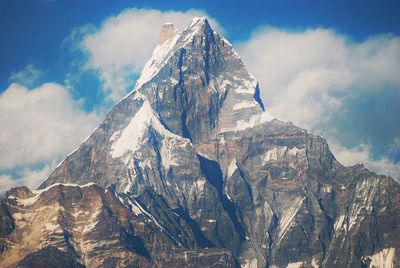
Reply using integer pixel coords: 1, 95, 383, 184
161, 137, 180, 169
311, 256, 320, 268
15, 194, 41, 206
83, 204, 102, 233
242, 258, 258, 268
278, 196, 304, 242
136, 33, 180, 89
231, 75, 257, 94
195, 179, 206, 191
218, 78, 233, 93
110, 100, 154, 160
188, 16, 206, 29
33, 182, 96, 196
227, 159, 238, 178
348, 179, 379, 230
115, 193, 143, 216
11, 182, 98, 207
287, 146, 306, 157
126, 198, 143, 216
334, 215, 345, 232
263, 146, 306, 164
220, 112, 273, 133
159, 126, 191, 170
111, 96, 191, 169
43, 222, 59, 232
233, 100, 257, 110
287, 261, 306, 268
362, 248, 396, 268
322, 185, 332, 194
264, 146, 287, 163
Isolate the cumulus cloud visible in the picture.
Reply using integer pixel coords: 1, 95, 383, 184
238, 27, 400, 180
238, 28, 400, 128
82, 8, 223, 101
0, 83, 101, 170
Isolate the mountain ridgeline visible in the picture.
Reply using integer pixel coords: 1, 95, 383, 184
1, 17, 399, 268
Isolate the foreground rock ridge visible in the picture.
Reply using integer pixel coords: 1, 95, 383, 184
1, 17, 399, 268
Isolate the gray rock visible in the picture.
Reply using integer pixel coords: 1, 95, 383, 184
1, 17, 399, 267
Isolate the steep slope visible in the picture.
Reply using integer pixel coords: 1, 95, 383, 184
1, 17, 399, 267
1, 184, 234, 267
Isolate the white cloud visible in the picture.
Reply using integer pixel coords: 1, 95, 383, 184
82, 8, 223, 101
330, 142, 400, 181
238, 28, 400, 129
0, 164, 55, 195
9, 64, 44, 87
238, 27, 400, 180
0, 83, 101, 169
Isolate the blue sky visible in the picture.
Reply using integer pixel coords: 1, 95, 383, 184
0, 0, 399, 191
2, 0, 400, 92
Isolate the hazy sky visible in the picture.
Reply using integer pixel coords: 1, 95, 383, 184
1, 0, 399, 191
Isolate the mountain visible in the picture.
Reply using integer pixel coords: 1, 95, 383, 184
1, 17, 399, 268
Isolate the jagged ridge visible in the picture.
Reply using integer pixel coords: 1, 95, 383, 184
0, 17, 399, 268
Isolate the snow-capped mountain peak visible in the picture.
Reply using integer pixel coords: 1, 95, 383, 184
2, 17, 398, 268
132, 18, 270, 144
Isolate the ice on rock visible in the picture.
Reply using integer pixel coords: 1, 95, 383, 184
334, 215, 346, 232
263, 146, 306, 164
287, 261, 307, 268
227, 158, 238, 178
362, 248, 396, 268
110, 100, 154, 160
110, 93, 192, 172
232, 100, 258, 110
278, 196, 304, 242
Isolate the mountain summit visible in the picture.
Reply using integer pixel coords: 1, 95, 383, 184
40, 17, 270, 192
1, 17, 399, 268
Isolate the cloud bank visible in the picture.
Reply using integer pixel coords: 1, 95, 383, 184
238, 27, 400, 180
0, 83, 101, 192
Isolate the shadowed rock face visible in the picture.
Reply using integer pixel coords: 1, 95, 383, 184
1, 17, 399, 267
0, 184, 235, 267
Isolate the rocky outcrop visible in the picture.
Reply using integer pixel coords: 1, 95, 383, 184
0, 184, 236, 267
0, 17, 399, 267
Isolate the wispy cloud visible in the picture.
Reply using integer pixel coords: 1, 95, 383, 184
9, 64, 45, 87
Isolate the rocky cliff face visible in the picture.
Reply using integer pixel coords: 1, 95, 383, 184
1, 17, 399, 268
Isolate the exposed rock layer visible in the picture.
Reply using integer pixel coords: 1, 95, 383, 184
0, 17, 399, 267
